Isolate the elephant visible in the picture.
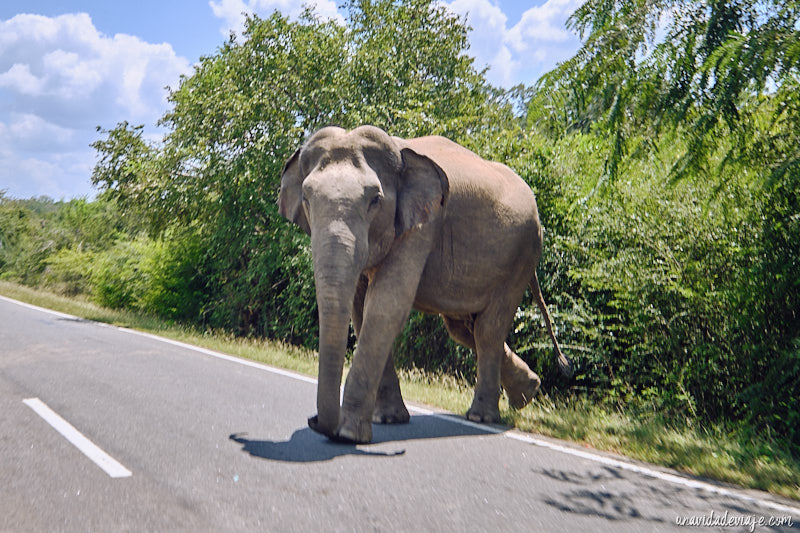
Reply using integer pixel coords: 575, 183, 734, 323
278, 125, 572, 444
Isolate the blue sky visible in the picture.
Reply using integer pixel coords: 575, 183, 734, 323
0, 0, 583, 200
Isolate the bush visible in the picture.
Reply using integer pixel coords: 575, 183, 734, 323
42, 248, 95, 296
91, 239, 148, 309
135, 230, 207, 321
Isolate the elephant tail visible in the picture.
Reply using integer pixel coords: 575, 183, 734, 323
529, 273, 574, 378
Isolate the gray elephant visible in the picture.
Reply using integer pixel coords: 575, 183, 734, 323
278, 125, 572, 444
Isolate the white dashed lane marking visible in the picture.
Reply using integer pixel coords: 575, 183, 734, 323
23, 397, 132, 479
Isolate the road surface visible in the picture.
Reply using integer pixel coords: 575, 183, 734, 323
1, 295, 797, 532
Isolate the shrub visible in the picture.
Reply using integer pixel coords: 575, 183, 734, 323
42, 248, 95, 296
91, 239, 148, 309
135, 230, 207, 321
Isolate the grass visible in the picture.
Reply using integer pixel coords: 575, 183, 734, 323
510, 397, 800, 501
2, 280, 799, 501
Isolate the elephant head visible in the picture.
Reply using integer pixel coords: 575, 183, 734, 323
278, 125, 448, 437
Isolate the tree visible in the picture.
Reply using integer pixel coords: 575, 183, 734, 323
532, 0, 800, 183
528, 0, 799, 448
91, 1, 508, 343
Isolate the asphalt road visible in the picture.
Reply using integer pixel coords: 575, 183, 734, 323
1, 295, 798, 532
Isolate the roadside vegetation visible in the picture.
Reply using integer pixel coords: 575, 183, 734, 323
1, 0, 797, 499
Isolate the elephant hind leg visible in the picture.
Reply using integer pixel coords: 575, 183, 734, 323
501, 344, 541, 409
466, 311, 506, 424
443, 314, 540, 414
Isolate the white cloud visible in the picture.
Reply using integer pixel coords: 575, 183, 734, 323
507, 0, 579, 50
5, 113, 75, 152
0, 135, 94, 199
0, 64, 45, 95
0, 2, 583, 200
445, 0, 582, 87
0, 14, 191, 123
209, 0, 343, 36
446, 0, 517, 84
0, 13, 192, 199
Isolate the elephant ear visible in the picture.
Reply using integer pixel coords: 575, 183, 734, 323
396, 148, 450, 236
278, 148, 310, 235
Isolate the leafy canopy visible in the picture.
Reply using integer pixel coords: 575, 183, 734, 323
89, 0, 508, 341
532, 0, 800, 184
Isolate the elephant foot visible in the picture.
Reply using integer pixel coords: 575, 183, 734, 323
308, 413, 373, 443
372, 401, 410, 425
466, 399, 501, 424
503, 371, 541, 410
335, 412, 373, 444
308, 414, 334, 438
308, 415, 336, 439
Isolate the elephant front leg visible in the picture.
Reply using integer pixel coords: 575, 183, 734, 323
337, 303, 416, 443
373, 349, 410, 424
335, 238, 431, 444
354, 276, 410, 426
337, 318, 411, 443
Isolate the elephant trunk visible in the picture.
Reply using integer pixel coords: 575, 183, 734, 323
309, 222, 366, 437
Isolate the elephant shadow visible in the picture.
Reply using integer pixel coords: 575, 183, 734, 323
230, 413, 503, 463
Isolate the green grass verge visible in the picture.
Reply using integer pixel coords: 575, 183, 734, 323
510, 398, 800, 501
2, 281, 798, 501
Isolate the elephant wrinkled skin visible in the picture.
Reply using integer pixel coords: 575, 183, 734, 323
278, 125, 572, 444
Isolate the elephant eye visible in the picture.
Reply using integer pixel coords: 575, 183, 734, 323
368, 193, 383, 212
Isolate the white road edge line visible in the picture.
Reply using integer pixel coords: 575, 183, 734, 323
0, 295, 76, 320
22, 398, 132, 479
5, 295, 800, 513
119, 328, 319, 385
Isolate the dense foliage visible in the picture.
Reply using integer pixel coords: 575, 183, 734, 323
1, 0, 797, 455
531, 0, 799, 447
